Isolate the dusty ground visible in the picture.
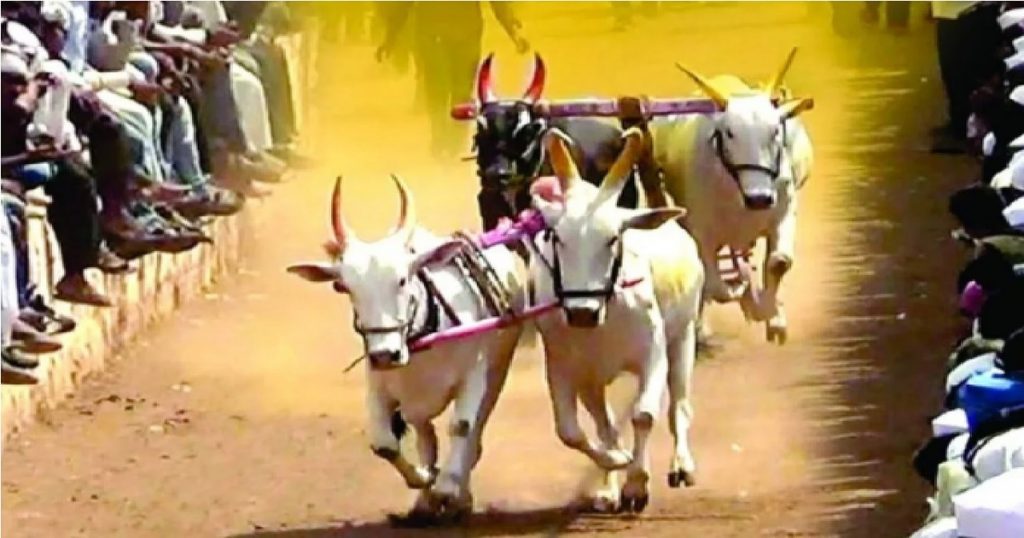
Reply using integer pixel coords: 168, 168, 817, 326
2, 3, 981, 537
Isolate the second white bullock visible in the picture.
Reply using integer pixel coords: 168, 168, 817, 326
287, 176, 524, 524
652, 48, 814, 344
528, 127, 704, 513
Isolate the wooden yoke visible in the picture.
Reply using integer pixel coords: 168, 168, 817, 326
616, 96, 669, 208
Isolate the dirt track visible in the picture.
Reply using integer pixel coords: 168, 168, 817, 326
1, 3, 982, 537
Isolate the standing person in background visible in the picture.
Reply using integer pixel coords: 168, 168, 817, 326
375, 1, 530, 161
931, 1, 1001, 154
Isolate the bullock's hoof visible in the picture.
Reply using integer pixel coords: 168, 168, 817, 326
594, 448, 633, 471
618, 491, 649, 514
620, 473, 650, 514
431, 491, 472, 524
667, 469, 697, 488
766, 254, 793, 278
766, 317, 788, 345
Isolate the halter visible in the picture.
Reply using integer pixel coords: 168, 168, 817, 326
543, 230, 625, 304
351, 272, 439, 347
711, 121, 787, 187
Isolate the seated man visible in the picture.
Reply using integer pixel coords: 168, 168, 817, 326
1, 39, 116, 306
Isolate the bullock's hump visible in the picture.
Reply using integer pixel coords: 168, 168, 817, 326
626, 224, 702, 301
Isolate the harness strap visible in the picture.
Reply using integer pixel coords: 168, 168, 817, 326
415, 269, 460, 331
452, 231, 514, 317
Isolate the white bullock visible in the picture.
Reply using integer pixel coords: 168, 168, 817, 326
651, 49, 814, 344
528, 127, 705, 513
288, 176, 524, 524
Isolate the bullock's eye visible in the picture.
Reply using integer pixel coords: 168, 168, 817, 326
725, 128, 734, 139
398, 277, 408, 288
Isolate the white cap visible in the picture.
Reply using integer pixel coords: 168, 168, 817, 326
40, 0, 72, 31
1007, 50, 1024, 72
1010, 133, 1024, 150
991, 157, 1024, 190
1015, 35, 1024, 53
1011, 85, 1024, 107
0, 48, 29, 76
2, 20, 42, 50
983, 132, 997, 157
1004, 197, 1024, 231
999, 8, 1024, 30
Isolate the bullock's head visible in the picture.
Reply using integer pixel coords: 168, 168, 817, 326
473, 53, 548, 194
533, 127, 685, 328
677, 48, 813, 210
287, 176, 463, 370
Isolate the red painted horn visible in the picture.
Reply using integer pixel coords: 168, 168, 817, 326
523, 53, 546, 103
330, 176, 348, 249
476, 53, 497, 104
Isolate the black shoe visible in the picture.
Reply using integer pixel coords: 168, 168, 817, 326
26, 293, 77, 334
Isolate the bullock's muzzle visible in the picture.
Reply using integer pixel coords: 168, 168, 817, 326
367, 350, 407, 370
742, 192, 777, 210
564, 305, 604, 328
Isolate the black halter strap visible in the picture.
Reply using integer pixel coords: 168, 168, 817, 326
351, 271, 442, 346
546, 230, 624, 303
711, 123, 786, 186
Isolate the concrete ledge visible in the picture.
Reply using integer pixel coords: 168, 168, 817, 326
1, 206, 249, 440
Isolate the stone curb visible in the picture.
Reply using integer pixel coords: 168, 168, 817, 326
1, 208, 250, 440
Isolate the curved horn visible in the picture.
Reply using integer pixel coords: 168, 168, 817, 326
522, 53, 546, 103
765, 47, 798, 97
329, 176, 354, 253
544, 128, 580, 193
390, 174, 416, 245
594, 127, 645, 208
675, 63, 728, 109
476, 53, 497, 104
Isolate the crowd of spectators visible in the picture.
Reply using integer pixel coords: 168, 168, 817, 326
1, 0, 305, 385
908, 3, 1024, 536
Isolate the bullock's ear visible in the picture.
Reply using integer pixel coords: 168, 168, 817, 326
287, 262, 342, 283
410, 240, 464, 274
778, 98, 813, 120
620, 207, 687, 231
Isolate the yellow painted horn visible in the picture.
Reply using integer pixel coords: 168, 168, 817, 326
675, 63, 728, 109
544, 128, 580, 193
765, 47, 798, 97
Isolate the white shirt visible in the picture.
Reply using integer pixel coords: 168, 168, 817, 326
60, 0, 92, 75
1005, 197, 1024, 231
186, 0, 227, 28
